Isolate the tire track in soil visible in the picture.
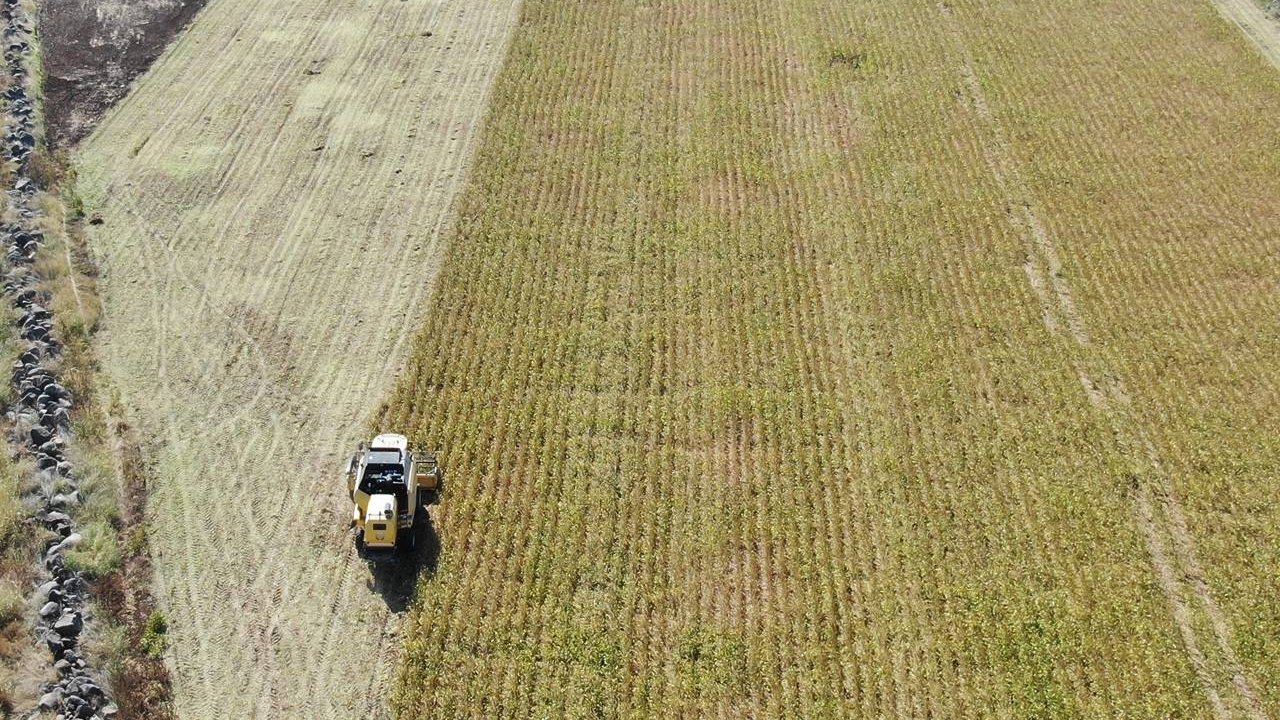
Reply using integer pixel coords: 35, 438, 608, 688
74, 0, 522, 717
937, 3, 1267, 719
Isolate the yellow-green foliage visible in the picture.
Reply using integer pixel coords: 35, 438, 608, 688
381, 0, 1280, 716
141, 611, 168, 658
64, 521, 120, 580
0, 583, 21, 629
0, 440, 18, 550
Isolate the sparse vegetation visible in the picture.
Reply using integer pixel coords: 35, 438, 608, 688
0, 451, 39, 713
0, 160, 41, 715
0, 446, 20, 551
0, 584, 22, 629
35, 170, 175, 718
0, 136, 175, 717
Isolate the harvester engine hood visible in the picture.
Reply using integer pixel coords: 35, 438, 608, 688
363, 494, 398, 548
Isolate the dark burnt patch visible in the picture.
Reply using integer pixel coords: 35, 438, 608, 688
39, 0, 209, 146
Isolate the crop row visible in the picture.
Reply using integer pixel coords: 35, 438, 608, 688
387, 0, 1280, 716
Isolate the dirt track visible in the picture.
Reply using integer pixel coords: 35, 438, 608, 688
1212, 0, 1280, 68
73, 0, 520, 716
939, 3, 1267, 715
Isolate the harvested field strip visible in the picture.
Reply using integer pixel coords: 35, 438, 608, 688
75, 0, 520, 717
1210, 0, 1280, 68
387, 0, 1278, 716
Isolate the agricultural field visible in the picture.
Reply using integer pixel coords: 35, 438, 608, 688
19, 0, 1274, 715
72, 0, 519, 717
380, 0, 1280, 717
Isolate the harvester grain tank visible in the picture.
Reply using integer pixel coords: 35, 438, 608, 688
343, 433, 442, 563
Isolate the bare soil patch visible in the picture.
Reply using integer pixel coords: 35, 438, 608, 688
1212, 0, 1280, 68
39, 0, 209, 146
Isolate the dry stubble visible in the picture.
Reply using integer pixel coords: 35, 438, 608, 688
75, 0, 521, 717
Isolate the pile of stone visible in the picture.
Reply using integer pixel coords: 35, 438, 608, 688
1, 0, 115, 716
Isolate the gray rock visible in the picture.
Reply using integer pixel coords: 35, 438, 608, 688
54, 612, 82, 637
51, 493, 79, 508
39, 601, 58, 617
38, 688, 61, 709
56, 533, 82, 553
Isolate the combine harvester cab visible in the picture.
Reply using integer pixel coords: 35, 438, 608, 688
344, 433, 442, 564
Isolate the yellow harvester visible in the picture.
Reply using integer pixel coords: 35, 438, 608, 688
344, 433, 441, 563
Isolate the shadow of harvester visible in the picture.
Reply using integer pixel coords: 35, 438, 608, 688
366, 508, 441, 613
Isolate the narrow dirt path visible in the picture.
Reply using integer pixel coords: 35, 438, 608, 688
73, 0, 521, 717
1210, 0, 1280, 69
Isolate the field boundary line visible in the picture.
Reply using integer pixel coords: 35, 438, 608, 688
1208, 0, 1280, 70
936, 3, 1267, 718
